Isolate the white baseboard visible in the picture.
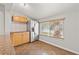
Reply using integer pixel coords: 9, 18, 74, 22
39, 39, 79, 55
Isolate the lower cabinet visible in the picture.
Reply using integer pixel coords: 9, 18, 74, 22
10, 32, 29, 46
22, 32, 29, 44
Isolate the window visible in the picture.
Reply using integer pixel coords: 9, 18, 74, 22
40, 18, 64, 39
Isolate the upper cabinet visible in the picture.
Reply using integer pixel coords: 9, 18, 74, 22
12, 16, 28, 23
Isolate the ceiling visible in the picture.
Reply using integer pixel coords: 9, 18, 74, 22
2, 3, 79, 20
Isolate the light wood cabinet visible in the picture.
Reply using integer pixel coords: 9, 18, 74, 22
11, 32, 29, 46
12, 16, 28, 23
22, 32, 29, 44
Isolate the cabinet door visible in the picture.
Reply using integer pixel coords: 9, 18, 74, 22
12, 16, 28, 23
22, 32, 29, 44
12, 33, 22, 46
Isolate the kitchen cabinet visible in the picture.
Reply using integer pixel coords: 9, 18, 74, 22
12, 16, 28, 23
22, 32, 29, 44
10, 32, 29, 46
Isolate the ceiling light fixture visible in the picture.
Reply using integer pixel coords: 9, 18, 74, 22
24, 3, 26, 6
19, 3, 29, 7
24, 3, 29, 7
